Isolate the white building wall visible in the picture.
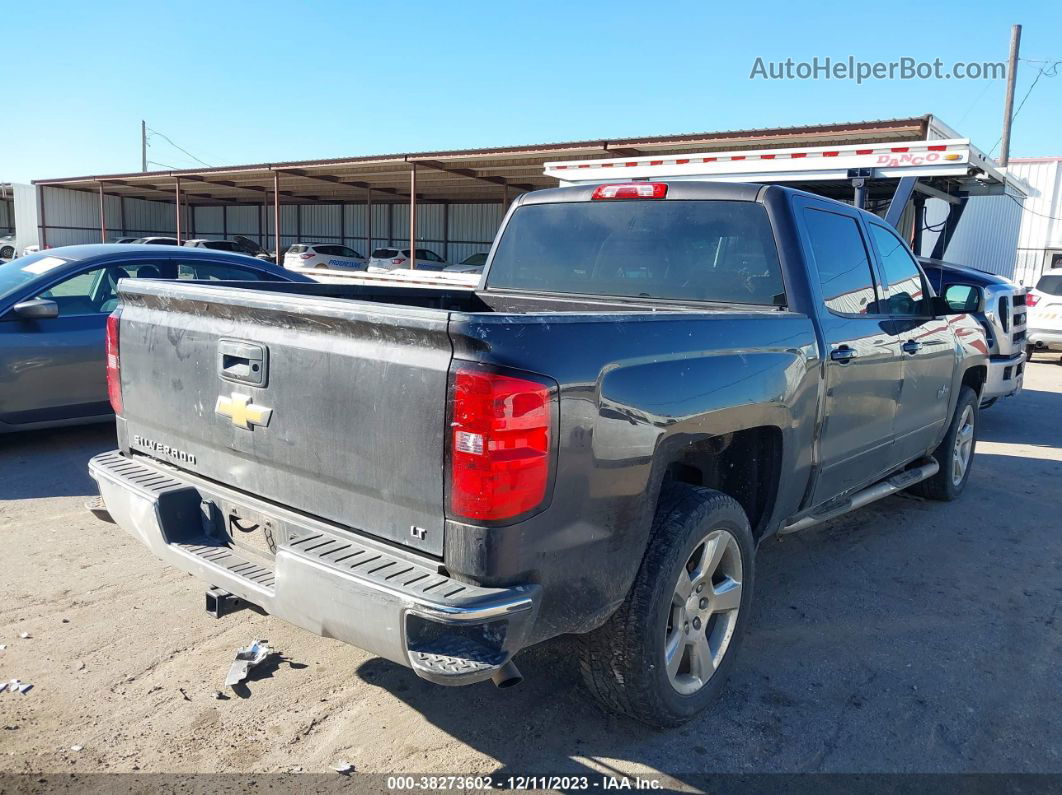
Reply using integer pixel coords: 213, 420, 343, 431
1007, 159, 1062, 284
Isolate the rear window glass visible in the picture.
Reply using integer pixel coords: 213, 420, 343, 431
288, 245, 308, 254
1036, 274, 1062, 296
372, 248, 399, 258
486, 200, 785, 305
203, 241, 238, 251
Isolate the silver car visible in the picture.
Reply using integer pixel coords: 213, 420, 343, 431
366, 247, 449, 272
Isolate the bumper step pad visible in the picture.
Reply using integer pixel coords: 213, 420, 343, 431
409, 636, 508, 678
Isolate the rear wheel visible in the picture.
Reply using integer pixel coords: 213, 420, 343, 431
0, 245, 13, 260
578, 483, 754, 727
911, 385, 978, 501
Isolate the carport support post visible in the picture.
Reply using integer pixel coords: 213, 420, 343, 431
442, 201, 449, 262
174, 177, 183, 244
409, 163, 417, 269
366, 187, 372, 255
97, 183, 106, 242
273, 172, 281, 263
38, 186, 47, 249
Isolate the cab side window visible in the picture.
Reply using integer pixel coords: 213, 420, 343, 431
868, 224, 927, 317
803, 208, 880, 315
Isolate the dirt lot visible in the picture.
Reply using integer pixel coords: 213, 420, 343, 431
1, 361, 1060, 780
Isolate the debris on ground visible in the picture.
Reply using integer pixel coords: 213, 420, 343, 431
2, 679, 32, 694
332, 760, 355, 774
70, 745, 83, 752
18, 632, 31, 639
0, 644, 7, 651
212, 691, 229, 700
224, 640, 272, 688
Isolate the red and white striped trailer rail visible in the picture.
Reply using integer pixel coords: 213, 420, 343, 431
544, 138, 1010, 195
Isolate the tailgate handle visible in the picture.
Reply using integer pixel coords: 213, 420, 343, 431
218, 339, 268, 387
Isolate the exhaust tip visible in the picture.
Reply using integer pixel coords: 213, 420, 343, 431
490, 660, 523, 689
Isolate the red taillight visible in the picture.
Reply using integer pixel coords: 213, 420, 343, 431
591, 182, 668, 200
105, 310, 122, 415
391, 258, 404, 265
299, 252, 314, 259
449, 367, 553, 521
1026, 293, 1041, 307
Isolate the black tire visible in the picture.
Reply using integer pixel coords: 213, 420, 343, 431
0, 246, 13, 260
577, 483, 755, 727
979, 397, 998, 410
910, 385, 978, 501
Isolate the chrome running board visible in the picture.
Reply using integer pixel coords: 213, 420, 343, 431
780, 458, 939, 535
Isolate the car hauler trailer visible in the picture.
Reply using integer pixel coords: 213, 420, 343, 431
544, 132, 1028, 407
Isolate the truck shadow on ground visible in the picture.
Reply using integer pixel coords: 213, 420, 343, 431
0, 422, 115, 500
352, 438, 1062, 776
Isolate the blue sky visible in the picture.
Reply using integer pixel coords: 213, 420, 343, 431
2, 0, 1059, 183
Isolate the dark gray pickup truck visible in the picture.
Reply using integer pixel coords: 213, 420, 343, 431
89, 181, 988, 726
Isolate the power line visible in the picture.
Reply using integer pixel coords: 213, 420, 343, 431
147, 159, 182, 170
990, 61, 1061, 157
1006, 194, 1062, 225
146, 126, 213, 168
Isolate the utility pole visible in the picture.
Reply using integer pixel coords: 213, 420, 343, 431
999, 24, 1022, 167
141, 120, 147, 172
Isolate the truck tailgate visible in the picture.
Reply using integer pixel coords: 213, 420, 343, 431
115, 281, 452, 556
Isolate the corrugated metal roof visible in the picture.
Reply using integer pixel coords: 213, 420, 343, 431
33, 115, 933, 206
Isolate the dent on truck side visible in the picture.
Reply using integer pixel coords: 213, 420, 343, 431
444, 310, 820, 645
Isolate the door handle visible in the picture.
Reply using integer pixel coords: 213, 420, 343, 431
830, 346, 857, 362
902, 340, 923, 354
218, 339, 268, 386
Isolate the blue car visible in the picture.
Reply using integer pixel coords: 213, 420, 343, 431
0, 244, 311, 433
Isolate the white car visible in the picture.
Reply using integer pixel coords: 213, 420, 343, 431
366, 247, 448, 272
0, 235, 16, 262
185, 236, 275, 262
133, 236, 180, 246
284, 243, 366, 271
1025, 271, 1062, 360
443, 252, 488, 274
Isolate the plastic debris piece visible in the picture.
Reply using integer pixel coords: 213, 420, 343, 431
17, 683, 32, 695
333, 761, 354, 774
70, 745, 83, 752
0, 644, 7, 650
18, 632, 30, 639
224, 640, 272, 688
0, 683, 6, 694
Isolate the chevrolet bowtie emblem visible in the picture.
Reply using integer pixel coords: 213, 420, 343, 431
215, 392, 273, 430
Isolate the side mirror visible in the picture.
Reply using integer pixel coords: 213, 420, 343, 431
935, 284, 984, 315
12, 298, 59, 320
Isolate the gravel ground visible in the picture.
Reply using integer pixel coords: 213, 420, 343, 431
1, 361, 1060, 781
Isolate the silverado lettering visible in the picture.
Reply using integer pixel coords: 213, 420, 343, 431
131, 435, 196, 465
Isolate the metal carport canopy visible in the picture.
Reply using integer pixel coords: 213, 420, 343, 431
31, 115, 939, 258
